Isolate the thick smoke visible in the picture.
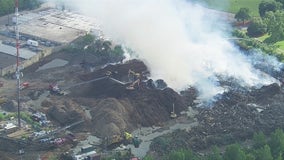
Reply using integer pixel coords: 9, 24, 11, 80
54, 0, 277, 100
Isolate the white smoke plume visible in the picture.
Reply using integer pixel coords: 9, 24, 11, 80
50, 0, 277, 100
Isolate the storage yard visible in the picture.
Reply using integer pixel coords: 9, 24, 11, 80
0, 3, 284, 160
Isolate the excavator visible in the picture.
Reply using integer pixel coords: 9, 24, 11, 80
170, 103, 177, 119
126, 69, 142, 90
49, 83, 65, 95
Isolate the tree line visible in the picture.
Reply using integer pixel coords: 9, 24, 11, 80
63, 34, 125, 64
234, 0, 284, 43
0, 0, 42, 17
144, 129, 284, 160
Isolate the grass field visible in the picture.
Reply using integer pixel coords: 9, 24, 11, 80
256, 34, 270, 42
198, 0, 274, 16
257, 34, 284, 50
275, 41, 284, 50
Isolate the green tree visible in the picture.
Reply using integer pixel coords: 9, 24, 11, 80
235, 8, 251, 24
0, 0, 14, 16
0, 0, 41, 16
252, 132, 266, 149
143, 155, 154, 160
275, 0, 284, 7
275, 153, 282, 160
268, 129, 284, 158
207, 146, 222, 160
247, 17, 267, 37
75, 34, 95, 49
245, 153, 255, 160
259, 1, 282, 17
254, 145, 273, 160
167, 149, 199, 160
19, 0, 41, 10
264, 10, 284, 43
112, 45, 124, 56
224, 144, 246, 160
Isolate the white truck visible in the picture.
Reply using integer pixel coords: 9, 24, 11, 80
27, 39, 39, 47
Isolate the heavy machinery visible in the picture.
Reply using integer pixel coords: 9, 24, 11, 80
103, 132, 141, 149
126, 79, 141, 90
170, 103, 177, 119
128, 69, 141, 80
49, 83, 64, 95
126, 69, 141, 90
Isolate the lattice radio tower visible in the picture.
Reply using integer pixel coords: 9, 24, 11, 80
15, 0, 21, 128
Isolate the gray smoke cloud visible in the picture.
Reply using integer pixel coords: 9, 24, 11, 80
50, 0, 277, 100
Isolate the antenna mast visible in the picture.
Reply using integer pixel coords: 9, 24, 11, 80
15, 0, 21, 128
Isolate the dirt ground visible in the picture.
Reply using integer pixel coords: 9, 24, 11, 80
1, 46, 284, 159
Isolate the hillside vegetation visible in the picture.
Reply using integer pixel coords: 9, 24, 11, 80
201, 0, 284, 61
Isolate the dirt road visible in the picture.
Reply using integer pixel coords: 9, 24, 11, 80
127, 112, 198, 158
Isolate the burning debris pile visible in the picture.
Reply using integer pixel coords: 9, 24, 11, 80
43, 60, 190, 138
151, 81, 284, 154
197, 82, 283, 143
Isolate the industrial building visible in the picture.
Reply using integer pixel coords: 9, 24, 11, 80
15, 8, 96, 44
0, 7, 100, 75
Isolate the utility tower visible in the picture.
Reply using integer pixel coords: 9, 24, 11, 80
15, 0, 21, 128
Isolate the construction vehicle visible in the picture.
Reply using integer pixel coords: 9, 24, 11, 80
126, 69, 142, 90
170, 103, 177, 119
49, 83, 64, 95
128, 69, 141, 80
104, 132, 140, 149
105, 70, 112, 77
126, 79, 141, 90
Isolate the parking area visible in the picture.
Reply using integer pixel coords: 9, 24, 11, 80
0, 52, 19, 69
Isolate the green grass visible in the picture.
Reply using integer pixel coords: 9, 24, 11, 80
275, 41, 284, 50
198, 0, 274, 16
256, 34, 270, 42
257, 34, 284, 49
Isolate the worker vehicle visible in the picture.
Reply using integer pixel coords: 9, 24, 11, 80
132, 135, 141, 148
20, 82, 29, 90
